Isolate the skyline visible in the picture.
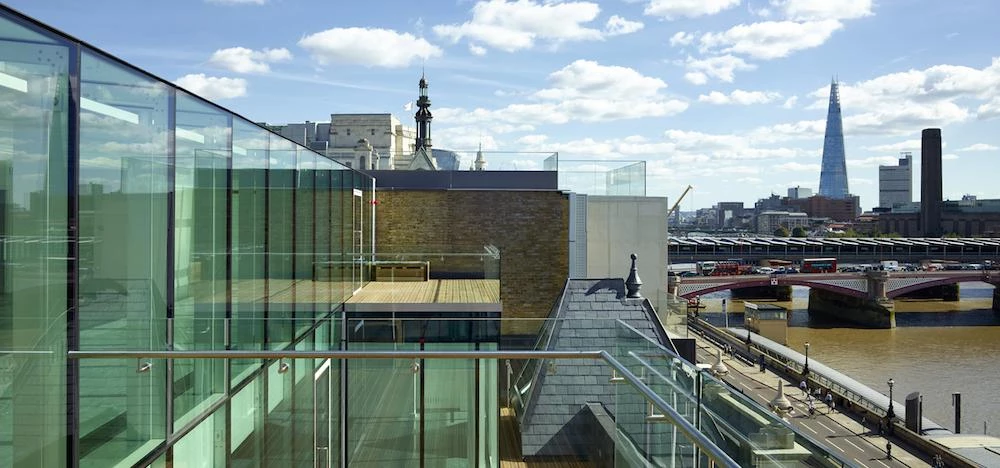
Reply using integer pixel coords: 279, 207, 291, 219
7, 0, 1000, 210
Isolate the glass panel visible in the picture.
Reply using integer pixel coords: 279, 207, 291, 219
173, 402, 225, 467
230, 374, 263, 465
173, 91, 229, 427
78, 48, 168, 466
231, 119, 268, 385
424, 344, 475, 467
346, 346, 420, 467
295, 150, 315, 332
267, 139, 295, 348
0, 13, 70, 467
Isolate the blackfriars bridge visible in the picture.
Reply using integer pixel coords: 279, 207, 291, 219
676, 270, 999, 300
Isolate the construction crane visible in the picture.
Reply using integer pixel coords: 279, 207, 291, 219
667, 185, 694, 219
666, 185, 693, 280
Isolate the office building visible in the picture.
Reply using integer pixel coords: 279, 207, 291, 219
879, 152, 912, 209
787, 186, 813, 199
818, 79, 850, 199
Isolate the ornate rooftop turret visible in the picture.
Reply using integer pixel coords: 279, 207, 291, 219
414, 72, 432, 151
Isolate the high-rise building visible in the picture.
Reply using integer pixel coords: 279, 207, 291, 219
818, 79, 849, 199
787, 186, 813, 199
879, 152, 912, 209
921, 128, 943, 236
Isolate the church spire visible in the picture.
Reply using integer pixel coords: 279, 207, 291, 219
415, 73, 432, 151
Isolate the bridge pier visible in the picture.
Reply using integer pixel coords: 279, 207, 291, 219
808, 289, 895, 328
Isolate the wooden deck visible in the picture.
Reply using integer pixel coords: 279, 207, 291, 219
499, 407, 594, 468
346, 280, 500, 304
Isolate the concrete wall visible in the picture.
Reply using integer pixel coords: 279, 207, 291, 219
585, 196, 668, 295
374, 189, 569, 335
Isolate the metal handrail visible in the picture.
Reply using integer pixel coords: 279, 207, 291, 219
67, 348, 740, 467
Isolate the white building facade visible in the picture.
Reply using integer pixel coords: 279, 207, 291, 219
879, 152, 912, 209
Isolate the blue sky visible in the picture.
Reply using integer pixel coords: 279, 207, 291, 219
8, 0, 1000, 210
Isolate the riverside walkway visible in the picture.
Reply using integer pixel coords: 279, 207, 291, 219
693, 338, 932, 467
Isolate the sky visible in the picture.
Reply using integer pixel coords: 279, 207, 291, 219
7, 0, 1000, 211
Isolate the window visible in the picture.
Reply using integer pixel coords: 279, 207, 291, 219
346, 128, 351, 136
370, 129, 375, 136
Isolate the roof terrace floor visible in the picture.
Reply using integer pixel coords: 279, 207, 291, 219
347, 279, 500, 304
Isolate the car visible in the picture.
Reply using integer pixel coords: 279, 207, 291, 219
678, 271, 699, 277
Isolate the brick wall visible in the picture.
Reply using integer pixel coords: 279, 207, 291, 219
374, 190, 570, 335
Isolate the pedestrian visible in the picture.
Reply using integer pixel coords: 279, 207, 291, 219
825, 391, 834, 413
799, 379, 807, 397
758, 353, 766, 373
886, 442, 892, 460
808, 399, 816, 418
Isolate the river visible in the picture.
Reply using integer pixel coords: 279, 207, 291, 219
695, 283, 1000, 437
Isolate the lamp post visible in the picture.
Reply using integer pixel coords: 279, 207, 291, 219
887, 378, 896, 420
803, 342, 810, 376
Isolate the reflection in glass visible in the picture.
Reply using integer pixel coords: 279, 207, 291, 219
77, 48, 168, 466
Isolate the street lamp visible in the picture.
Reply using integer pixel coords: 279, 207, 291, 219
887, 378, 896, 420
803, 342, 810, 376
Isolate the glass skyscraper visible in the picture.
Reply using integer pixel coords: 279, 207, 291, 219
818, 79, 849, 199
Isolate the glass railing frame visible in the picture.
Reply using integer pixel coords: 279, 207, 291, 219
67, 348, 741, 468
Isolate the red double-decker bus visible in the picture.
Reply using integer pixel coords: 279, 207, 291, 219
801, 258, 837, 273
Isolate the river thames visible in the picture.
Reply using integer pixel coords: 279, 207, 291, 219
697, 283, 1000, 437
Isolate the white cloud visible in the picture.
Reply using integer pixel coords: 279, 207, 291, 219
863, 140, 921, 153
782, 96, 798, 108
208, 47, 292, 73
978, 97, 1000, 120
299, 27, 442, 68
684, 72, 708, 85
957, 143, 998, 152
517, 134, 549, 145
802, 58, 1000, 134
436, 60, 688, 125
698, 89, 782, 105
469, 44, 488, 56
174, 74, 247, 99
644, 0, 741, 19
433, 0, 607, 52
847, 156, 899, 167
670, 31, 695, 47
700, 20, 843, 60
771, 0, 874, 21
683, 54, 756, 83
772, 162, 819, 172
605, 15, 644, 36
943, 153, 960, 160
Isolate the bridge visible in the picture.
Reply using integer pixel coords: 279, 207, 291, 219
676, 270, 999, 300
668, 236, 1000, 264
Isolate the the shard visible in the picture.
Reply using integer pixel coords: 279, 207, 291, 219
818, 79, 849, 199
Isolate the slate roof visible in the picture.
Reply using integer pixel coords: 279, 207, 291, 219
518, 278, 674, 458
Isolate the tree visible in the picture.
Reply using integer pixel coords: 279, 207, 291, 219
774, 226, 790, 237
791, 226, 808, 238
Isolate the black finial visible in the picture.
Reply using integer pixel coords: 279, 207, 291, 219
625, 253, 642, 298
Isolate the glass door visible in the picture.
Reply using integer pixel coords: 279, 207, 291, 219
314, 359, 332, 468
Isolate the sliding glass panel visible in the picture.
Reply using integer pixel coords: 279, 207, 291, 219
172, 402, 226, 467
0, 13, 70, 467
77, 48, 168, 466
173, 91, 229, 427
